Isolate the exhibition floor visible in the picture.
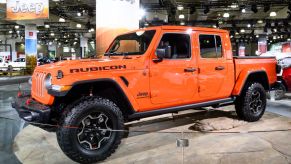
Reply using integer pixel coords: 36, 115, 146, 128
1, 84, 291, 164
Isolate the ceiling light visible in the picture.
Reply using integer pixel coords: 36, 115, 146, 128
256, 35, 259, 38
179, 14, 185, 19
59, 18, 65, 22
15, 25, 19, 29
274, 28, 277, 32
270, 11, 277, 17
257, 20, 263, 24
247, 24, 251, 28
9, 30, 13, 34
288, 38, 291, 41
177, 5, 184, 11
50, 33, 55, 36
45, 24, 50, 28
77, 12, 82, 17
230, 3, 238, 9
223, 13, 230, 18
241, 7, 246, 13
240, 29, 245, 33
180, 22, 185, 25
76, 24, 82, 28
213, 25, 217, 28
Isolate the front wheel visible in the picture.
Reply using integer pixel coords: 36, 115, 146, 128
57, 97, 124, 163
235, 82, 267, 122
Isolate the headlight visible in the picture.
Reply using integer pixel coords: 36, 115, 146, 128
44, 73, 52, 89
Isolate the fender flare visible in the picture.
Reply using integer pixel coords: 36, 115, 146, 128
49, 78, 138, 112
232, 70, 269, 96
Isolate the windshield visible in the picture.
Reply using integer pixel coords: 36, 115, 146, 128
106, 30, 156, 56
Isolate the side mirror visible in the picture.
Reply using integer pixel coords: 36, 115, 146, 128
153, 46, 171, 63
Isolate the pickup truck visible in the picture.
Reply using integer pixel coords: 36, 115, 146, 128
8, 57, 26, 70
0, 57, 8, 74
12, 26, 277, 163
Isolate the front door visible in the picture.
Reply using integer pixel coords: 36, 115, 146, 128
197, 33, 228, 99
150, 32, 198, 104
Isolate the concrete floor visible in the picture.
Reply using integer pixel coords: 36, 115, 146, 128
1, 84, 291, 164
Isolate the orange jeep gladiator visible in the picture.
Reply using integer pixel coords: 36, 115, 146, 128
12, 26, 277, 163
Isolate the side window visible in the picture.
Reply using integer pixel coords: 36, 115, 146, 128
158, 33, 190, 59
199, 35, 223, 58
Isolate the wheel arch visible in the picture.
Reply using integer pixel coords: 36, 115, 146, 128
233, 70, 270, 96
60, 78, 136, 119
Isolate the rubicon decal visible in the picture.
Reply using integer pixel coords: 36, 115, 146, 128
70, 65, 126, 73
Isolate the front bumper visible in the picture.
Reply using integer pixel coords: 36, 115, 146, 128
11, 92, 51, 123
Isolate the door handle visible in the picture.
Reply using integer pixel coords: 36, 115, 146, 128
215, 66, 225, 71
184, 68, 196, 72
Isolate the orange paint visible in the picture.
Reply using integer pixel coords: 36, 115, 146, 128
30, 26, 277, 112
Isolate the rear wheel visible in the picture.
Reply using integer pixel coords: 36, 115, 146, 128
57, 97, 124, 163
235, 82, 266, 122
274, 83, 286, 100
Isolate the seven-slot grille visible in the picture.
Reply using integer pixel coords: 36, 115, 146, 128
34, 72, 46, 97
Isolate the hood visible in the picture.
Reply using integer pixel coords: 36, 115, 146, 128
35, 56, 145, 76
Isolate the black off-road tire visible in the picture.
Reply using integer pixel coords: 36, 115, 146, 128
56, 97, 124, 163
274, 83, 286, 100
235, 82, 266, 122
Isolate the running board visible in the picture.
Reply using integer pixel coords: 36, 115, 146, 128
128, 98, 235, 120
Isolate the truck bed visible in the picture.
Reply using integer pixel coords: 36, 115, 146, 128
234, 56, 277, 85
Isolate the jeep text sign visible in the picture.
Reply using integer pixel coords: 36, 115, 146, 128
6, 0, 49, 20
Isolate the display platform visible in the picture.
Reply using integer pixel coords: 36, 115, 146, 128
13, 107, 291, 164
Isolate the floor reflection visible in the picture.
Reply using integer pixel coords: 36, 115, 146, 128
0, 83, 30, 164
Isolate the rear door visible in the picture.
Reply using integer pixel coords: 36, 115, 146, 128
196, 33, 228, 99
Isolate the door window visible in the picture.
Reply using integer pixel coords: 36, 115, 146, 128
199, 35, 223, 58
158, 33, 191, 59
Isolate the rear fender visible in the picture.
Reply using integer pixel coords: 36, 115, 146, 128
232, 69, 269, 96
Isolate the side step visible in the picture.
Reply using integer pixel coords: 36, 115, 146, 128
128, 98, 235, 120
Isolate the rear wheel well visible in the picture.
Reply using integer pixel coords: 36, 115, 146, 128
243, 71, 269, 93
55, 80, 135, 120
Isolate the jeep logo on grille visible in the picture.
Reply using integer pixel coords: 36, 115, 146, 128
70, 65, 127, 73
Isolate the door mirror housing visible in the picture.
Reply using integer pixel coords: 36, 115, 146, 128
153, 46, 171, 63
